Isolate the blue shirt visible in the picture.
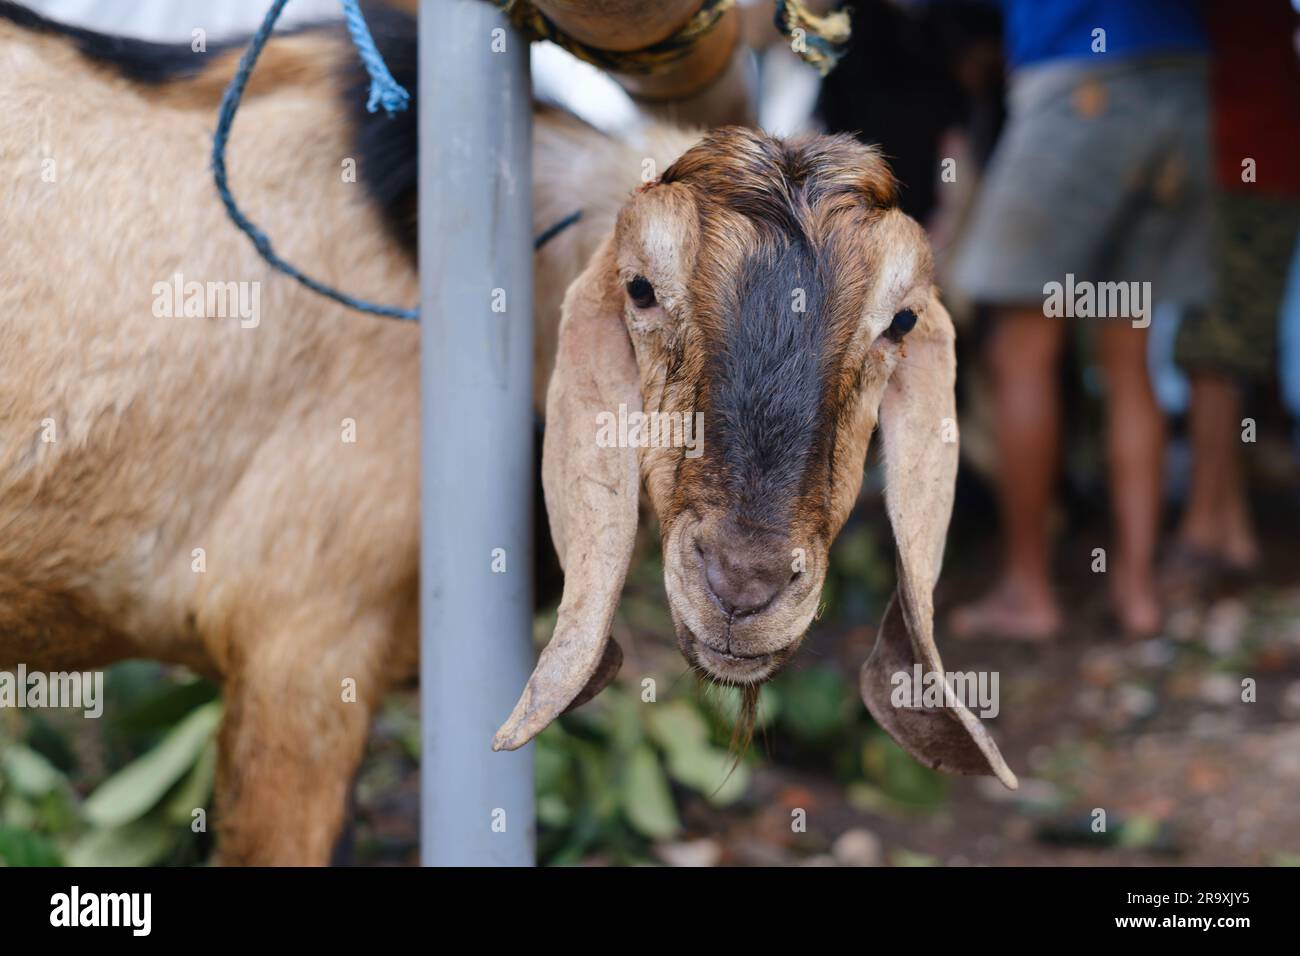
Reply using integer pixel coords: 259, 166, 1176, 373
997, 0, 1208, 69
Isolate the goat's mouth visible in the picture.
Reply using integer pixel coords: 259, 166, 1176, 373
677, 626, 796, 685
662, 519, 821, 686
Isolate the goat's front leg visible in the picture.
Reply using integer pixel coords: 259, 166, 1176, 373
211, 619, 385, 866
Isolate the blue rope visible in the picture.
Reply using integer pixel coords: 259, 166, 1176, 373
341, 0, 411, 114
212, 0, 418, 320
533, 209, 582, 251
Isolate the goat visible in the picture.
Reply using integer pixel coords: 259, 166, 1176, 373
499, 124, 1017, 794
0, 1, 1013, 865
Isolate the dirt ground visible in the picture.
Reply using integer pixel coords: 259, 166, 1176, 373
715, 586, 1300, 867
350, 492, 1300, 867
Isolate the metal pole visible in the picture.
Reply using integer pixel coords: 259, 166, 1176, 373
420, 0, 534, 866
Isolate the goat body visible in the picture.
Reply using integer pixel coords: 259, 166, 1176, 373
0, 2, 1015, 866
0, 2, 665, 864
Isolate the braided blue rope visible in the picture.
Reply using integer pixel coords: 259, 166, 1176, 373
341, 0, 411, 113
212, 0, 419, 320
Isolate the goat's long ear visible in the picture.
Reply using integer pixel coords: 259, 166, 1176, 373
859, 292, 1018, 789
493, 238, 638, 751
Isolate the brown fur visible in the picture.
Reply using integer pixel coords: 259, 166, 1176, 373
655, 128, 907, 543
500, 125, 936, 736
0, 12, 672, 864
1, 17, 421, 865
155, 36, 349, 108
500, 124, 1017, 791
1, 5, 1014, 869
631, 132, 931, 678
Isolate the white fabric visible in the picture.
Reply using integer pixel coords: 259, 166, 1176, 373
23, 0, 339, 41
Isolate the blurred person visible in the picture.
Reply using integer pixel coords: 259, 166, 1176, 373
1282, 240, 1300, 432
816, 0, 1005, 226
1168, 0, 1300, 584
946, 0, 1212, 640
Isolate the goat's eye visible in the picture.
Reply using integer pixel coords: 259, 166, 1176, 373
884, 308, 918, 342
626, 275, 657, 309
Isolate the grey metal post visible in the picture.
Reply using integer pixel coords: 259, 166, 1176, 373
420, 0, 534, 866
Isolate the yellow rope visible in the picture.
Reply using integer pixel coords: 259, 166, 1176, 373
773, 0, 851, 76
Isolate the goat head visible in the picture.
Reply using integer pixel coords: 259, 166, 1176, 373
496, 126, 1016, 790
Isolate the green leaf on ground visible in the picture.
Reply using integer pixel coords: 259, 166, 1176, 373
163, 739, 217, 825
66, 820, 179, 867
0, 826, 63, 866
2, 744, 65, 797
82, 702, 221, 828
620, 745, 680, 840
664, 744, 750, 806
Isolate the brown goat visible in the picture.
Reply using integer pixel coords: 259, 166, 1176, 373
2, 4, 428, 864
498, 125, 1016, 793
0, 3, 1012, 865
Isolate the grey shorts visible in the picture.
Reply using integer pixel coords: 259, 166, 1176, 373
951, 56, 1212, 309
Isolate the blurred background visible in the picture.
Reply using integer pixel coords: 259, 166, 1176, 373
3, 0, 1299, 867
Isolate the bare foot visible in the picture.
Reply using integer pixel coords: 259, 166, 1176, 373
1161, 541, 1222, 599
1111, 573, 1162, 639
1219, 506, 1260, 571
1176, 504, 1259, 574
1164, 532, 1259, 602
948, 581, 1061, 643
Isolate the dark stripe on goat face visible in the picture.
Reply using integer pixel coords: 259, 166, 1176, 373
707, 237, 832, 529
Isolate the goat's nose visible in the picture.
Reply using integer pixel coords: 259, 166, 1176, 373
699, 529, 796, 616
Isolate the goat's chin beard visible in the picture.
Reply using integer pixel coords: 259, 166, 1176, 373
675, 628, 791, 755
